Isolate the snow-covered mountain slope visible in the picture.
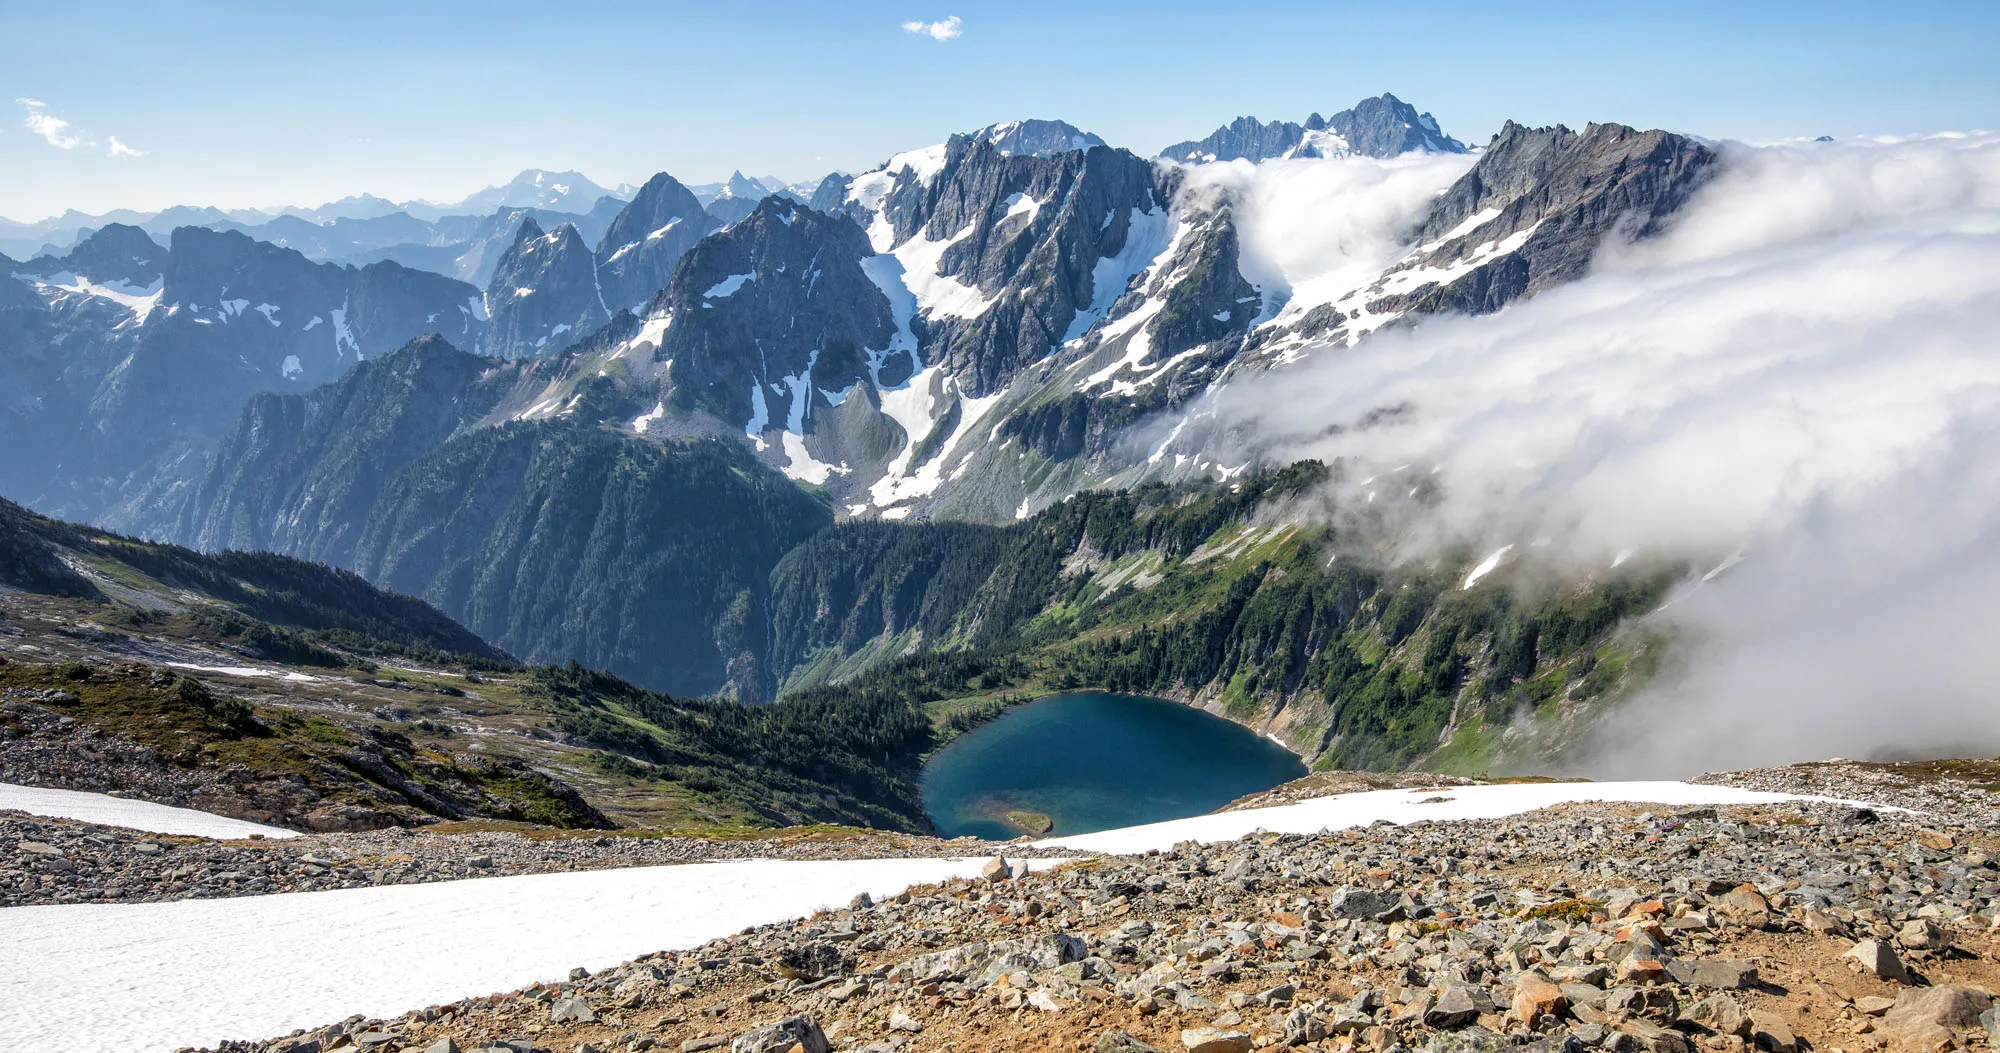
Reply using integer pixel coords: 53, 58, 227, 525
452, 104, 1715, 525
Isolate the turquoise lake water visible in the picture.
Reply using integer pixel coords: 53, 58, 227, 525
919, 691, 1306, 840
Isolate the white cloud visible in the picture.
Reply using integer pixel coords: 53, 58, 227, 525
900, 15, 962, 40
17, 97, 87, 150
106, 136, 144, 158
1197, 132, 2000, 772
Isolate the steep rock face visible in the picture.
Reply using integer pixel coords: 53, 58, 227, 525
594, 172, 718, 313
1159, 93, 1466, 163
651, 198, 894, 453
350, 422, 831, 698
176, 335, 506, 563
808, 173, 852, 212
1368, 121, 1717, 317
22, 222, 164, 285
173, 330, 834, 698
864, 136, 1169, 395
481, 219, 609, 357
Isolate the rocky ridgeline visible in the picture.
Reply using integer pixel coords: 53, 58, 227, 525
200, 791, 2000, 1053
0, 815, 1073, 908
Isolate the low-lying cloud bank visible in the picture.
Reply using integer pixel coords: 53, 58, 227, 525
1211, 132, 2000, 773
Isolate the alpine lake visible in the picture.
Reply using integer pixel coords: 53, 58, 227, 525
919, 691, 1307, 840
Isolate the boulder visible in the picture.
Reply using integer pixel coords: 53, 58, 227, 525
731, 1014, 830, 1053
1179, 1028, 1253, 1053
1680, 994, 1752, 1037
1878, 985, 1994, 1046
1329, 887, 1398, 919
1666, 959, 1759, 990
1606, 985, 1679, 1024
548, 996, 595, 1024
1843, 939, 1912, 983
1096, 1031, 1162, 1053
1425, 986, 1482, 1029
1514, 971, 1570, 1025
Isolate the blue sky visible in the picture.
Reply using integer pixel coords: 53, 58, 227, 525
4, 0, 1997, 221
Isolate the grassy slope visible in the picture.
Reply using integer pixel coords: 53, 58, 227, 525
0, 497, 934, 832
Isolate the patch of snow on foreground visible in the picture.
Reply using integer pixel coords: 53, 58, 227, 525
1033, 780, 1891, 856
0, 783, 297, 839
0, 857, 1062, 1053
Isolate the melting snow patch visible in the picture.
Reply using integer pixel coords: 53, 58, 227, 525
1462, 545, 1513, 590
166, 661, 320, 684
779, 432, 849, 485
281, 355, 303, 380
631, 400, 666, 435
703, 273, 753, 300
0, 782, 298, 839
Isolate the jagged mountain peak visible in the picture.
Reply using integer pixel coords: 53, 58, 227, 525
972, 118, 1107, 158
1160, 93, 1467, 164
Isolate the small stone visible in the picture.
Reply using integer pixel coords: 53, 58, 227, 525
887, 1007, 922, 1033
681, 1038, 727, 1053
421, 1040, 461, 1053
982, 857, 1014, 882
1179, 1027, 1252, 1053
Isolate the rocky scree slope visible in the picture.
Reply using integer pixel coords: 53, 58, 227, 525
197, 770, 2000, 1053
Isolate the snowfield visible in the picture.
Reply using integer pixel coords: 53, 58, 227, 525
0, 783, 298, 839
0, 856, 1065, 1053
0, 780, 1883, 1052
1033, 779, 1890, 855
